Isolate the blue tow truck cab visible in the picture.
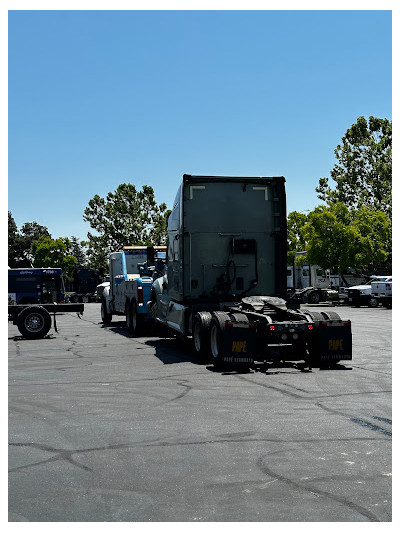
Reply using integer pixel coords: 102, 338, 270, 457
101, 246, 166, 333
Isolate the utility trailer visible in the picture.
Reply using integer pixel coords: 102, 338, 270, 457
148, 175, 352, 368
8, 268, 84, 339
101, 246, 166, 333
8, 303, 84, 339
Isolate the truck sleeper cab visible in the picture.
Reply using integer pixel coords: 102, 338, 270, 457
149, 175, 352, 368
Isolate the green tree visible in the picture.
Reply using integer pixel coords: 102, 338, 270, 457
287, 211, 308, 265
151, 209, 172, 246
64, 236, 87, 267
8, 213, 50, 267
31, 236, 77, 279
20, 221, 51, 265
82, 235, 109, 272
83, 183, 169, 264
302, 203, 391, 277
316, 116, 392, 217
8, 212, 23, 267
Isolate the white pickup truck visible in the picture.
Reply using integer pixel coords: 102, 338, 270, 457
371, 277, 392, 309
346, 276, 391, 307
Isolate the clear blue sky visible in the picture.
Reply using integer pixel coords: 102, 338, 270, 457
8, 9, 392, 242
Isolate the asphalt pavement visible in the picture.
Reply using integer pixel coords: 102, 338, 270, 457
8, 303, 392, 522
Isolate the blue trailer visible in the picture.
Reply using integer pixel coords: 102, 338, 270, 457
101, 246, 166, 334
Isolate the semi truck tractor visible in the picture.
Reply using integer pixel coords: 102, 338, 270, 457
287, 259, 340, 304
148, 174, 352, 369
101, 245, 166, 333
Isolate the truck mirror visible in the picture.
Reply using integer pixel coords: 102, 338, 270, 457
147, 246, 155, 266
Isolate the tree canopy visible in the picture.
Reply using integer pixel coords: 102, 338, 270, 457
83, 183, 170, 270
8, 212, 51, 267
316, 116, 392, 217
287, 211, 308, 266
64, 236, 87, 267
31, 236, 77, 279
292, 203, 391, 275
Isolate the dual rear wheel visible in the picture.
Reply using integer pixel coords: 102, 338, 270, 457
193, 311, 240, 366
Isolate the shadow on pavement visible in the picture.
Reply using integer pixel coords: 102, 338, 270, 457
145, 337, 207, 366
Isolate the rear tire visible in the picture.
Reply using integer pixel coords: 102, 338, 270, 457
130, 300, 143, 336
193, 312, 212, 360
101, 299, 112, 324
369, 297, 379, 308
320, 311, 341, 321
308, 291, 320, 304
17, 306, 52, 339
210, 312, 231, 368
303, 310, 324, 322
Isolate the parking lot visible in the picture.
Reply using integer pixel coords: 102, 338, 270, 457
8, 303, 392, 522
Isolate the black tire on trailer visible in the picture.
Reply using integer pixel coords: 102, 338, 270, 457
193, 311, 212, 360
17, 306, 52, 339
101, 299, 113, 324
209, 311, 231, 368
369, 297, 379, 308
308, 291, 320, 304
386, 300, 392, 309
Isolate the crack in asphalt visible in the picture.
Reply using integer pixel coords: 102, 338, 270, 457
256, 455, 380, 522
9, 435, 382, 474
234, 374, 392, 438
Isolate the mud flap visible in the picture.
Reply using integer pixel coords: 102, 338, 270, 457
222, 325, 256, 364
309, 325, 352, 364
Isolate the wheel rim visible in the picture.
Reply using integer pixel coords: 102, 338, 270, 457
210, 324, 219, 359
25, 313, 45, 333
193, 321, 202, 352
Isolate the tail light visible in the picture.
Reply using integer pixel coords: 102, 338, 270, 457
308, 324, 313, 330
137, 287, 143, 305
